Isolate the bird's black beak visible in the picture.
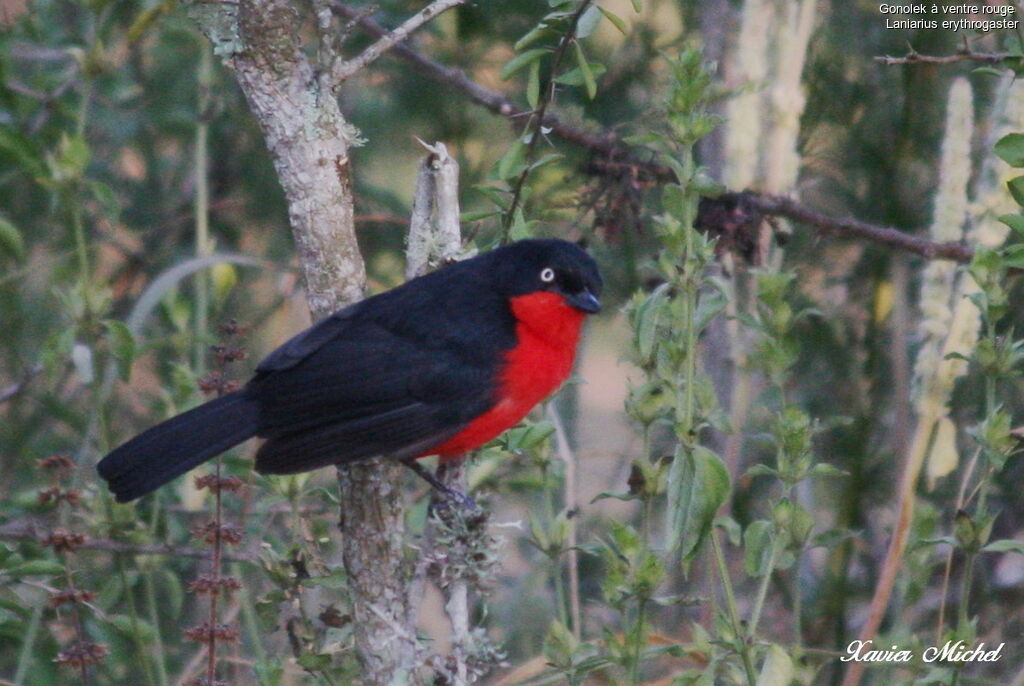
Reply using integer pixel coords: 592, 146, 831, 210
566, 289, 601, 314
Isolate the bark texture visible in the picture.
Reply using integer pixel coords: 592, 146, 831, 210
189, 1, 461, 682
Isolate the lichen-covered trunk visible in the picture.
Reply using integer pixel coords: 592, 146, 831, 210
192, 1, 416, 682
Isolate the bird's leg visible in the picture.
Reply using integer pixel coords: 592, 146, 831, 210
400, 458, 479, 512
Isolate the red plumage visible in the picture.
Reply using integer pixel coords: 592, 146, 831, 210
427, 291, 586, 460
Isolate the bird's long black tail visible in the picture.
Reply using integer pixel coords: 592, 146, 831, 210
98, 391, 258, 503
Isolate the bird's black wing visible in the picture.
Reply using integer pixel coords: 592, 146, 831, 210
255, 306, 362, 373
248, 316, 499, 474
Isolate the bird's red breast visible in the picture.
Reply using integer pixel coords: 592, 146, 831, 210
424, 291, 587, 460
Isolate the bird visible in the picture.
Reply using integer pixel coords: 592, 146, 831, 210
97, 238, 602, 503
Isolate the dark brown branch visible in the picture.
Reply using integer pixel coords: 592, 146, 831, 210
329, 7, 980, 264
328, 2, 661, 179
737, 193, 975, 263
875, 50, 1020, 66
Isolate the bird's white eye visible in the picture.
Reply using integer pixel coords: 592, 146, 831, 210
540, 267, 556, 283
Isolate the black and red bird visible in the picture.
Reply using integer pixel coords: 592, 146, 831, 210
98, 239, 602, 502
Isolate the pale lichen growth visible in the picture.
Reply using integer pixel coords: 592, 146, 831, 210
913, 77, 973, 487
723, 0, 773, 190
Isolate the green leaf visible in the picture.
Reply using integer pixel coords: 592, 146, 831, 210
591, 490, 641, 503
89, 180, 120, 219
631, 0, 642, 12
306, 569, 348, 589
1007, 175, 1024, 207
495, 141, 528, 181
744, 520, 774, 577
575, 4, 602, 39
715, 514, 742, 546
255, 658, 285, 686
4, 559, 65, 577
553, 63, 607, 87
982, 538, 1024, 554
106, 614, 156, 642
972, 66, 1006, 77
995, 133, 1024, 167
103, 320, 136, 381
0, 216, 25, 261
666, 445, 731, 562
567, 43, 598, 99
500, 48, 548, 81
810, 463, 848, 478
1003, 244, 1024, 269
460, 209, 501, 222
756, 644, 794, 686
810, 528, 857, 549
0, 125, 45, 176
514, 24, 555, 52
634, 283, 669, 363
744, 464, 778, 479
527, 59, 541, 109
297, 653, 333, 671
598, 7, 628, 35
529, 153, 564, 172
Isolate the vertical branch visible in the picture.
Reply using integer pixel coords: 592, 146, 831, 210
189, 1, 404, 683
407, 140, 463, 280
547, 404, 582, 639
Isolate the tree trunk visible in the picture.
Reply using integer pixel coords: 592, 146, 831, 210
192, 1, 420, 681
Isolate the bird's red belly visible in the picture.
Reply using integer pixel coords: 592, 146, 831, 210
423, 292, 585, 460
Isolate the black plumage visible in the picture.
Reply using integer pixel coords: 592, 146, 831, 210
97, 239, 602, 502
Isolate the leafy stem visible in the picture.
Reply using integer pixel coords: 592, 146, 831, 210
500, 0, 593, 243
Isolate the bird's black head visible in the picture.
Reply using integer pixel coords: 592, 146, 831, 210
489, 239, 603, 313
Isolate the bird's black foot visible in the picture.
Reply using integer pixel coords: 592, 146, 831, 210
400, 458, 481, 513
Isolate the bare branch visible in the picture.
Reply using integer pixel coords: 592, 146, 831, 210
328, 4, 979, 265
407, 140, 463, 279
696, 192, 974, 264
0, 523, 258, 562
329, 2, 635, 174
333, 0, 465, 82
0, 364, 42, 405
875, 50, 1020, 66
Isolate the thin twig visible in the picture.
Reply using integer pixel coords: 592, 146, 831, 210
329, 2, 632, 173
875, 50, 1020, 66
0, 364, 43, 405
701, 192, 976, 263
502, 0, 595, 243
332, 0, 465, 82
547, 404, 582, 640
0, 525, 258, 562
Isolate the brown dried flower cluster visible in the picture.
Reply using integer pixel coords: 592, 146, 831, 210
198, 370, 242, 396
194, 474, 244, 494
48, 588, 96, 608
217, 319, 249, 338
37, 485, 82, 506
36, 454, 74, 472
42, 528, 87, 553
212, 343, 248, 365
184, 622, 240, 644
53, 641, 108, 669
190, 521, 244, 546
189, 574, 242, 596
